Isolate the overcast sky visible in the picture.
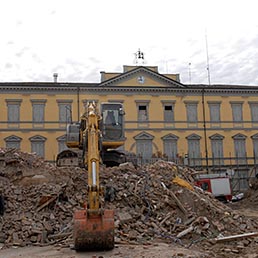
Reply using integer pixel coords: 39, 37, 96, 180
1, 0, 258, 85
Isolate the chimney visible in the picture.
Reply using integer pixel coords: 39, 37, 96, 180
53, 73, 58, 83
100, 71, 105, 82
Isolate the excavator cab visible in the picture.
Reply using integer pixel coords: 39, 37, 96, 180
66, 122, 80, 148
100, 103, 126, 167
101, 103, 125, 146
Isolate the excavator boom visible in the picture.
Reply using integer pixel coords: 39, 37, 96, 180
73, 102, 114, 251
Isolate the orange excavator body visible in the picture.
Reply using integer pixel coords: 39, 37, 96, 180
73, 102, 115, 251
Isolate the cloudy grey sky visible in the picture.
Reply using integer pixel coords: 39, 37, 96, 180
1, 0, 258, 85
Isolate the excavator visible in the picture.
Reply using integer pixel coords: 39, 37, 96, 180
73, 101, 119, 250
56, 102, 128, 168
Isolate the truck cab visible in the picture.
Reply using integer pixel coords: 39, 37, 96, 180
195, 174, 232, 202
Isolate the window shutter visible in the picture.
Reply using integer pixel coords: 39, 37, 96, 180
136, 139, 152, 160
232, 104, 243, 122
33, 104, 44, 122
188, 139, 201, 165
32, 141, 44, 158
250, 103, 258, 122
8, 104, 19, 122
164, 105, 174, 122
187, 104, 197, 122
164, 140, 177, 159
209, 104, 220, 122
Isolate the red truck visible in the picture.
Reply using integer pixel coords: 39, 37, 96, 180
195, 173, 232, 202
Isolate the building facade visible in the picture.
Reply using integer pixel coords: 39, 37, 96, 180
1, 65, 258, 183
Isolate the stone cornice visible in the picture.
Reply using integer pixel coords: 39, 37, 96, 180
0, 82, 258, 95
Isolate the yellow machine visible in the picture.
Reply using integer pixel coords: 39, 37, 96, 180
56, 102, 128, 168
73, 102, 115, 250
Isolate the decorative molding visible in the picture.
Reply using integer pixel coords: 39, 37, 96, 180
209, 133, 225, 140
134, 131, 154, 140
186, 133, 201, 140
4, 135, 22, 141
56, 134, 66, 141
30, 99, 47, 103
1, 83, 258, 96
232, 133, 247, 139
29, 135, 47, 141
162, 133, 179, 140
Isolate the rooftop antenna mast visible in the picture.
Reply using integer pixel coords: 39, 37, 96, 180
188, 62, 192, 84
134, 49, 145, 65
205, 29, 211, 85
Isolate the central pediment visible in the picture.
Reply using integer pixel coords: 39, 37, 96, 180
99, 66, 186, 88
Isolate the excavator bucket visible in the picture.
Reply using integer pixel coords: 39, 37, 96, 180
73, 209, 115, 251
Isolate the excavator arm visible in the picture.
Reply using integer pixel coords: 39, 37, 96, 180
73, 102, 114, 251
87, 102, 101, 211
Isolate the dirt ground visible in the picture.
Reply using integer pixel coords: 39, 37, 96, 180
1, 236, 258, 258
0, 242, 212, 258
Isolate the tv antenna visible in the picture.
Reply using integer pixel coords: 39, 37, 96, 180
188, 62, 192, 84
205, 29, 211, 85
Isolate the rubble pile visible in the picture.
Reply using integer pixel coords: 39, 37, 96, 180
106, 162, 258, 245
237, 178, 258, 207
1, 147, 258, 253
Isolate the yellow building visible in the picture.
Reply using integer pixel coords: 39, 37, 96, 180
1, 64, 258, 186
